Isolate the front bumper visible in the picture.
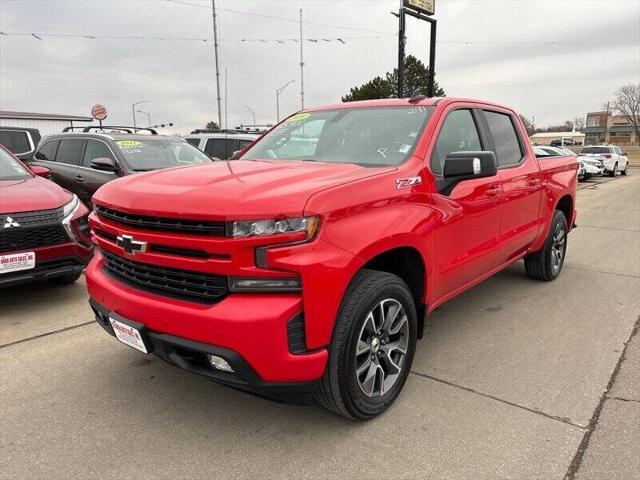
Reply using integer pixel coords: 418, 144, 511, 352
0, 243, 92, 288
90, 299, 319, 403
86, 250, 328, 386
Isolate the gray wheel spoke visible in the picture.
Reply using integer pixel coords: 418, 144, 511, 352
388, 315, 408, 336
360, 361, 378, 396
381, 300, 401, 333
356, 339, 370, 356
380, 339, 407, 356
356, 356, 372, 376
363, 313, 376, 334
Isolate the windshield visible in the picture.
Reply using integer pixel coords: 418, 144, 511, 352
582, 147, 611, 154
0, 148, 31, 181
115, 139, 211, 171
240, 106, 435, 167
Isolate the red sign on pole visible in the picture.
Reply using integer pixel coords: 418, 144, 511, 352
91, 104, 108, 121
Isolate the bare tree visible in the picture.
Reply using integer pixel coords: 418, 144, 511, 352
610, 83, 640, 145
573, 117, 585, 132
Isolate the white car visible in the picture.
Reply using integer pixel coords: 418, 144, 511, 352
577, 155, 605, 181
580, 145, 629, 177
183, 131, 259, 160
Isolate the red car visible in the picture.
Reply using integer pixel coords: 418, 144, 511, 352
0, 145, 93, 287
87, 97, 577, 419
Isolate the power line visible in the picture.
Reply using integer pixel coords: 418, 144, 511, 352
165, 0, 394, 35
0, 31, 394, 43
0, 31, 632, 47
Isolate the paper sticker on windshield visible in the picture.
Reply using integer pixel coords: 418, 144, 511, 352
286, 113, 311, 122
116, 140, 142, 147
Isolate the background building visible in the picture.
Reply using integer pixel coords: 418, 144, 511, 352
584, 111, 638, 145
0, 110, 93, 136
530, 131, 585, 146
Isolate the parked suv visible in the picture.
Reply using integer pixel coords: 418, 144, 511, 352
29, 127, 212, 207
87, 98, 577, 419
184, 131, 259, 160
580, 145, 629, 176
0, 145, 92, 287
0, 126, 41, 161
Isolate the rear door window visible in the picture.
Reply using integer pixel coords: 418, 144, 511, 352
205, 138, 228, 159
56, 139, 86, 166
185, 137, 200, 147
483, 111, 523, 167
35, 140, 59, 161
83, 139, 116, 168
431, 109, 482, 176
0, 130, 31, 155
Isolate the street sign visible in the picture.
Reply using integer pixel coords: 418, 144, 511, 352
91, 104, 107, 121
403, 0, 435, 16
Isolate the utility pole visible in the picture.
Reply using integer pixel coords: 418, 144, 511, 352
276, 80, 295, 122
604, 101, 610, 144
244, 105, 256, 126
299, 8, 305, 109
132, 100, 148, 129
212, 0, 222, 130
397, 1, 405, 98
225, 67, 228, 130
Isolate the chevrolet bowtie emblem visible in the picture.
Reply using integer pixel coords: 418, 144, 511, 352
116, 234, 147, 255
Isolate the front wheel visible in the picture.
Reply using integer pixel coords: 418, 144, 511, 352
621, 162, 628, 176
524, 210, 568, 281
315, 269, 417, 420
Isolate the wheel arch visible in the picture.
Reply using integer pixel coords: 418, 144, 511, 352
355, 244, 428, 339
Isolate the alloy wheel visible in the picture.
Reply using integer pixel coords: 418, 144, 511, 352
355, 299, 409, 398
550, 221, 566, 274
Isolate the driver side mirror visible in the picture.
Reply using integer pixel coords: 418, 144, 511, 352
438, 151, 498, 195
30, 165, 50, 178
90, 157, 118, 172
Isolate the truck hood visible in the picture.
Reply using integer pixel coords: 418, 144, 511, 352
0, 176, 73, 214
94, 159, 393, 219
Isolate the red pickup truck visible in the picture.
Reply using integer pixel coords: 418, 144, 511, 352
87, 97, 577, 419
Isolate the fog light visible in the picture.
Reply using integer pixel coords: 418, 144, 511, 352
208, 354, 234, 373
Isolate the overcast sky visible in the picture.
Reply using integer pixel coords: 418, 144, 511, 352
1, 0, 639, 134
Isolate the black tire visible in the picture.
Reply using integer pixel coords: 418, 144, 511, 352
524, 210, 568, 281
609, 163, 618, 177
621, 162, 628, 176
49, 271, 82, 285
315, 269, 417, 420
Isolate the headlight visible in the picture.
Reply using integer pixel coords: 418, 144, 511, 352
62, 194, 80, 219
232, 216, 319, 240
61, 194, 81, 243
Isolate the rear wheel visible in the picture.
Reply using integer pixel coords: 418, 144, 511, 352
609, 163, 618, 177
315, 269, 417, 420
524, 210, 568, 281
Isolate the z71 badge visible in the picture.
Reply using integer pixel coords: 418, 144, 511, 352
395, 176, 422, 189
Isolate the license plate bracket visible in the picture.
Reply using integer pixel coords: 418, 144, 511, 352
108, 313, 150, 354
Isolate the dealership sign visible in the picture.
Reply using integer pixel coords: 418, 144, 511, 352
403, 0, 435, 16
91, 104, 108, 121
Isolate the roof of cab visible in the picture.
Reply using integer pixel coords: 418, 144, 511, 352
302, 97, 516, 113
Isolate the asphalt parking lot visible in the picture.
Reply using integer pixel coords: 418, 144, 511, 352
1, 172, 638, 479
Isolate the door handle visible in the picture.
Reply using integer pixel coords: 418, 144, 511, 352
528, 179, 540, 187
486, 184, 501, 197
74, 175, 84, 182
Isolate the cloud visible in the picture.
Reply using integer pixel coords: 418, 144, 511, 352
0, 0, 638, 132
